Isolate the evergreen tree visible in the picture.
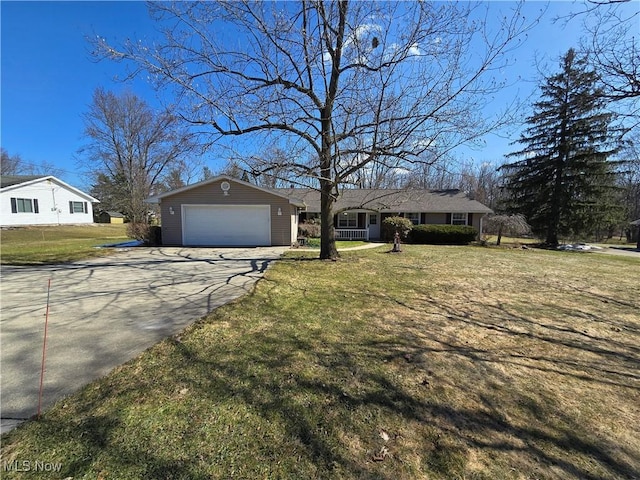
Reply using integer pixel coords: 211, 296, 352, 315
501, 49, 622, 245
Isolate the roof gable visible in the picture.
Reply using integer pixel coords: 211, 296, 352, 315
0, 175, 47, 188
0, 175, 99, 202
146, 175, 305, 206
101, 211, 125, 218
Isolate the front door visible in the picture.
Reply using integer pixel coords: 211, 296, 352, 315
368, 213, 380, 240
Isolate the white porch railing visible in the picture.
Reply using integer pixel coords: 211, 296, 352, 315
335, 229, 369, 241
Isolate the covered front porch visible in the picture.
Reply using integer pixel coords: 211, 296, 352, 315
299, 210, 380, 241
335, 228, 369, 240
335, 210, 379, 241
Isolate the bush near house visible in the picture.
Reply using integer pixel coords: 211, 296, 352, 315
126, 222, 150, 241
381, 216, 414, 242
298, 220, 321, 238
408, 224, 477, 245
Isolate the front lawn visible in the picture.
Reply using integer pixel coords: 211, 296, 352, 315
1, 245, 638, 479
302, 238, 370, 249
0, 224, 129, 264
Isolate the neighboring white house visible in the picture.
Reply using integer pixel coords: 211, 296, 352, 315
1, 175, 99, 227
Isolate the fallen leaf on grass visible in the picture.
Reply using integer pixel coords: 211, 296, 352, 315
372, 446, 390, 462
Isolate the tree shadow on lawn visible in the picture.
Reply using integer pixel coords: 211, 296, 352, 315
5, 414, 213, 480
381, 286, 639, 388
373, 289, 639, 476
168, 314, 638, 480
3, 273, 639, 479
64, 314, 637, 478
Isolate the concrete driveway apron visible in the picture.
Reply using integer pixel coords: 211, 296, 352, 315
0, 246, 287, 433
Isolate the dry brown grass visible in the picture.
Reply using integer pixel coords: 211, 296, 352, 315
0, 224, 129, 264
358, 246, 640, 479
2, 244, 638, 479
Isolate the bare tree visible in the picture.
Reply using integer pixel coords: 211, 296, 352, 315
402, 156, 458, 190
559, 0, 639, 143
158, 158, 203, 192
452, 160, 505, 209
577, 0, 639, 101
397, 157, 504, 209
201, 165, 215, 182
93, 1, 535, 258
1, 147, 66, 177
79, 88, 196, 226
484, 213, 531, 246
617, 133, 640, 241
218, 160, 249, 182
243, 146, 311, 188
1, 148, 23, 175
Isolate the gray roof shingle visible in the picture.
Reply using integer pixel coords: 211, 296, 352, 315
0, 175, 46, 188
275, 188, 492, 213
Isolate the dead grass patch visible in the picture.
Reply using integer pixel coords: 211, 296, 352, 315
0, 224, 129, 264
1, 245, 638, 479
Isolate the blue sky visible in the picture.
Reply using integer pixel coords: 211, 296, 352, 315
0, 1, 628, 190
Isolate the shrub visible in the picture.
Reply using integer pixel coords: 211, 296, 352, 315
126, 223, 162, 245
126, 222, 150, 241
408, 224, 477, 245
298, 220, 321, 238
381, 216, 414, 242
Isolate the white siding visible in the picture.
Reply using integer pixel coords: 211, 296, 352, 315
1, 178, 96, 226
291, 206, 299, 244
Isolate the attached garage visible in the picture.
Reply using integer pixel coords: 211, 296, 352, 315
147, 176, 304, 247
182, 204, 271, 246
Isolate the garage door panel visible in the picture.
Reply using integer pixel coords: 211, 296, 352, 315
183, 205, 271, 246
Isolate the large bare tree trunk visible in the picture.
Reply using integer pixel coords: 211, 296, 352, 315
320, 181, 338, 260
319, 108, 338, 259
93, 1, 536, 258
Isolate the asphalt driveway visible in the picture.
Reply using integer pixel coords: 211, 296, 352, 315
0, 246, 288, 433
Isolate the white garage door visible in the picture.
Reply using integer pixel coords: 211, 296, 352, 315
182, 205, 271, 246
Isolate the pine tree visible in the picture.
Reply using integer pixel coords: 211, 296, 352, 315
501, 49, 622, 245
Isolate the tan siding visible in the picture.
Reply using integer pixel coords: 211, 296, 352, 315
471, 213, 485, 232
424, 212, 485, 233
159, 179, 293, 246
423, 213, 448, 224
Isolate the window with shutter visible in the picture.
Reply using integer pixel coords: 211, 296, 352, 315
405, 212, 420, 225
12, 198, 35, 213
70, 201, 85, 213
451, 213, 467, 225
338, 212, 357, 228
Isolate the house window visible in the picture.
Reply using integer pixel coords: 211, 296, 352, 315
369, 214, 377, 225
70, 201, 88, 214
405, 212, 420, 225
338, 212, 357, 228
452, 213, 467, 225
10, 197, 39, 213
